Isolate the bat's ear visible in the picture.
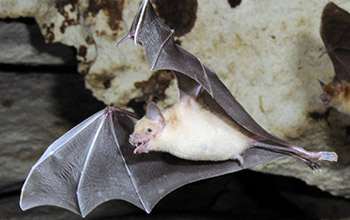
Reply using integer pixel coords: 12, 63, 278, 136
332, 77, 344, 91
318, 80, 326, 89
146, 102, 165, 124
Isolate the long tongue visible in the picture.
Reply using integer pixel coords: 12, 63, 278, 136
134, 143, 145, 154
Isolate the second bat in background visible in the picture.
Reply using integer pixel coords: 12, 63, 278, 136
319, 2, 350, 115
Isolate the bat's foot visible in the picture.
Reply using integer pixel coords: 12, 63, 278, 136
318, 151, 338, 162
289, 145, 338, 162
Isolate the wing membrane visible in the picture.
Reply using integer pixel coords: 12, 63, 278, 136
20, 108, 144, 216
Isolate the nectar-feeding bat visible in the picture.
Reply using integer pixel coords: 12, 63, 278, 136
129, 94, 336, 165
20, 1, 338, 218
130, 96, 251, 163
319, 2, 350, 114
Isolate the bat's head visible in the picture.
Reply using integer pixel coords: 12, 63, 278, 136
129, 102, 165, 154
319, 78, 344, 106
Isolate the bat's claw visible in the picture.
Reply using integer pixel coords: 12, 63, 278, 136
312, 167, 322, 174
309, 162, 321, 172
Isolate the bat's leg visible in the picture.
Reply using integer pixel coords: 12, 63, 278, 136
253, 141, 337, 162
252, 141, 321, 170
232, 153, 244, 165
272, 149, 321, 171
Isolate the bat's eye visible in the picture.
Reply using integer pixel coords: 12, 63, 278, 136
146, 128, 153, 133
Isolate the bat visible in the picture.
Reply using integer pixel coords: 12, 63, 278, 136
20, 1, 338, 218
319, 2, 350, 115
129, 94, 335, 165
130, 96, 252, 164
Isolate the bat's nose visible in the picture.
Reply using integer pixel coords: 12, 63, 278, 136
320, 94, 330, 106
129, 135, 135, 146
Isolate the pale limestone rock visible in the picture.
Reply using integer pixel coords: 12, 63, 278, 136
0, 20, 75, 65
1, 0, 350, 198
0, 0, 149, 107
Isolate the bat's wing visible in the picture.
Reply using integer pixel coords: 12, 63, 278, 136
321, 2, 350, 82
20, 107, 143, 217
124, 1, 290, 147
20, 107, 281, 217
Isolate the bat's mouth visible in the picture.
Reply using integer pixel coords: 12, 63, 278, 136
129, 134, 150, 154
133, 140, 150, 154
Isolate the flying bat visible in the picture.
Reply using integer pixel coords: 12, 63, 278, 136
319, 2, 350, 115
20, 1, 338, 218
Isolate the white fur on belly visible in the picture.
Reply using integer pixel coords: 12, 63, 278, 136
151, 98, 252, 161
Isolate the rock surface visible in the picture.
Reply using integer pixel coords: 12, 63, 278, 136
0, 19, 75, 65
0, 0, 350, 209
0, 72, 105, 191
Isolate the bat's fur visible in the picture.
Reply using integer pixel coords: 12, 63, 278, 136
321, 79, 350, 115
130, 96, 253, 162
